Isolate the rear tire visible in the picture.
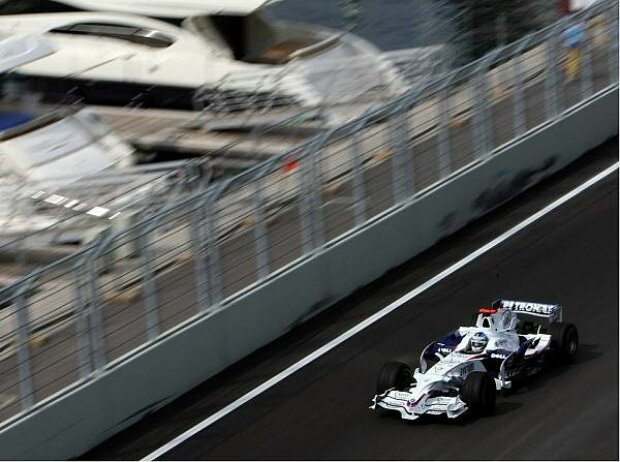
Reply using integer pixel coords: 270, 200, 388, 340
549, 322, 579, 364
376, 361, 412, 394
460, 372, 496, 416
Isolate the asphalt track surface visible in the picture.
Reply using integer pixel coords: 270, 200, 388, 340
84, 137, 619, 460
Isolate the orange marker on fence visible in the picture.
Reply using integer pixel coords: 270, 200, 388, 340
283, 159, 299, 173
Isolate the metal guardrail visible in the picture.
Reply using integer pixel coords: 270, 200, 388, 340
0, 0, 617, 425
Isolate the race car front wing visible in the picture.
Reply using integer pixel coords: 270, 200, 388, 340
370, 390, 468, 420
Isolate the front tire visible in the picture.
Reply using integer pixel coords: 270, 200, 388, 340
549, 322, 579, 364
460, 372, 496, 416
376, 361, 412, 394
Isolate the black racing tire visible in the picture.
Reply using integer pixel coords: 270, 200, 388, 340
376, 361, 412, 394
549, 322, 579, 364
460, 372, 496, 417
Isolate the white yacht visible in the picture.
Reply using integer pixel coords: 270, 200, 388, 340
0, 0, 406, 110
0, 32, 178, 248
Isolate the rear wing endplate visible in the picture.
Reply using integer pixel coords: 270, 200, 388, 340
492, 299, 562, 323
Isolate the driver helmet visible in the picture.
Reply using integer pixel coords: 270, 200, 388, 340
470, 332, 489, 353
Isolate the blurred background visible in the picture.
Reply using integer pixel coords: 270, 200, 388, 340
271, 0, 562, 61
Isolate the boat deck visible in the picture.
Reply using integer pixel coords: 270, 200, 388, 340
91, 106, 328, 163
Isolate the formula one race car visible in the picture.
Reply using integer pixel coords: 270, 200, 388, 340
370, 299, 579, 421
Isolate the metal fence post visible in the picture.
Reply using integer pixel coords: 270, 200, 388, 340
190, 195, 212, 313
512, 40, 529, 137
205, 190, 223, 309
349, 119, 368, 226
544, 31, 561, 120
581, 15, 595, 99
138, 226, 160, 341
472, 54, 494, 157
557, 22, 569, 112
309, 135, 327, 248
298, 149, 316, 255
252, 167, 271, 281
389, 101, 413, 203
614, 5, 619, 84
13, 281, 35, 411
87, 258, 108, 370
72, 261, 94, 378
298, 133, 329, 253
436, 74, 456, 179
606, 3, 618, 84
85, 234, 113, 371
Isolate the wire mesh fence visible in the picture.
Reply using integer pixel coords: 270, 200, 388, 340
0, 0, 617, 425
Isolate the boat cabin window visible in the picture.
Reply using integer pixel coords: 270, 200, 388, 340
211, 15, 247, 61
51, 23, 175, 48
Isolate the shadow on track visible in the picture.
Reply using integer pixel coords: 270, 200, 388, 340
505, 343, 601, 397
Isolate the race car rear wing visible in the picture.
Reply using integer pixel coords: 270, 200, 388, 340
492, 299, 562, 323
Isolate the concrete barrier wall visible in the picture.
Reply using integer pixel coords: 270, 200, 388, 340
0, 87, 617, 460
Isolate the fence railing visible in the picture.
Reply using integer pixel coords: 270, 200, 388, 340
0, 0, 616, 425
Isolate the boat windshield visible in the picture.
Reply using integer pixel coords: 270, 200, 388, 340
185, 12, 318, 64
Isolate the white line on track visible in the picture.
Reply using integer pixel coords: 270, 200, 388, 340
143, 162, 619, 461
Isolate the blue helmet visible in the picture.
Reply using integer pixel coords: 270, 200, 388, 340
470, 332, 489, 353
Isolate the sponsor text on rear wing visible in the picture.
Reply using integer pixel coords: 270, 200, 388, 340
492, 299, 562, 323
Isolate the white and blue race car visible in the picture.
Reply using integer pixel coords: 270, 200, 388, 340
370, 299, 579, 420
